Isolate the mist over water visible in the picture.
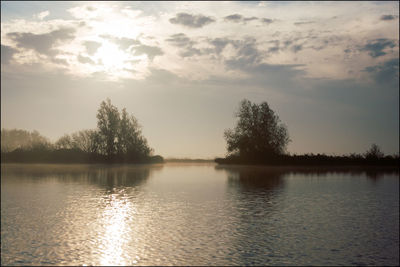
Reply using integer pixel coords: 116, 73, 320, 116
1, 163, 399, 266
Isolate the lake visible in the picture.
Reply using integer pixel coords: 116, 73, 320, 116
1, 163, 399, 266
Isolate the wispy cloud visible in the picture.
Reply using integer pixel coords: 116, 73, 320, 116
169, 13, 215, 28
294, 21, 315, 26
36, 10, 50, 20
223, 14, 262, 24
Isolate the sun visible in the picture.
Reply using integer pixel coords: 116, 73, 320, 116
94, 41, 127, 71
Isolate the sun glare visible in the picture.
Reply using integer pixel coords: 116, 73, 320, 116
94, 41, 127, 71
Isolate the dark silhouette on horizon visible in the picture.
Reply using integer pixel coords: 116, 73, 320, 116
216, 99, 399, 167
1, 99, 163, 164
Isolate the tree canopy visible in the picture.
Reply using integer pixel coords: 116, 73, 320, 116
224, 99, 290, 162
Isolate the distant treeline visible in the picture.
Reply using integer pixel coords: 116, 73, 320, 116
1, 99, 163, 164
215, 151, 399, 166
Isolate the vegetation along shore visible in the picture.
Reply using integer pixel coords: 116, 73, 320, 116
2, 98, 399, 167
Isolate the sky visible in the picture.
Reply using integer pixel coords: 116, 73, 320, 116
1, 1, 399, 158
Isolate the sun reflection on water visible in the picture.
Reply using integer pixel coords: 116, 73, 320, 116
97, 190, 136, 266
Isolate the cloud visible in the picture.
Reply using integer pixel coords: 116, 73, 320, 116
77, 54, 96, 65
165, 33, 203, 57
209, 38, 231, 54
7, 27, 76, 56
36, 11, 50, 20
100, 34, 163, 60
266, 40, 280, 54
291, 44, 303, 53
167, 34, 266, 61
294, 21, 315, 26
131, 44, 163, 60
169, 13, 215, 28
224, 14, 243, 23
363, 57, 399, 85
224, 38, 265, 69
100, 35, 140, 50
261, 18, 273, 24
1, 45, 18, 64
224, 14, 260, 24
244, 16, 258, 22
166, 33, 194, 47
52, 57, 68, 66
83, 41, 101, 56
380, 15, 397, 21
165, 34, 188, 48
360, 38, 396, 58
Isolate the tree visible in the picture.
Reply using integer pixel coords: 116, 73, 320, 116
224, 99, 290, 161
118, 108, 152, 159
55, 134, 73, 149
96, 98, 152, 161
364, 143, 384, 159
96, 98, 120, 158
1, 128, 50, 152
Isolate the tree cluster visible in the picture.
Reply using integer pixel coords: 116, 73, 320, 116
224, 99, 290, 162
54, 99, 153, 162
2, 99, 161, 164
1, 129, 51, 152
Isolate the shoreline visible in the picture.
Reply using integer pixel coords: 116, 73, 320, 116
215, 163, 399, 171
2, 161, 398, 171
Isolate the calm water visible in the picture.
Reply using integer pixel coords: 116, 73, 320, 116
1, 163, 399, 266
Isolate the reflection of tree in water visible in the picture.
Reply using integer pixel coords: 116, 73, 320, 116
215, 166, 286, 265
1, 164, 163, 190
226, 168, 284, 193
220, 166, 287, 216
364, 170, 383, 181
86, 167, 154, 190
216, 165, 399, 188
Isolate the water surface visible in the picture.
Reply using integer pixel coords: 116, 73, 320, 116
1, 163, 399, 266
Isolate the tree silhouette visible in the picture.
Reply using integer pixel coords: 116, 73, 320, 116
364, 143, 384, 159
97, 98, 120, 158
96, 98, 152, 161
117, 107, 152, 160
224, 99, 290, 162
